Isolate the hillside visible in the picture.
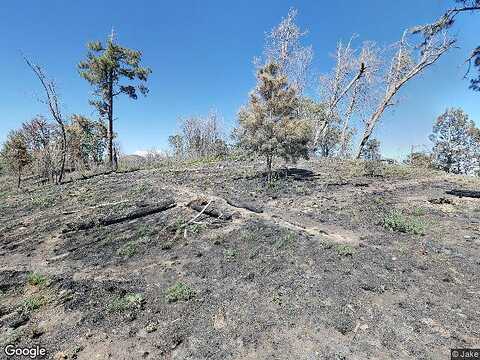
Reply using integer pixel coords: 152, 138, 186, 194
1, 159, 479, 359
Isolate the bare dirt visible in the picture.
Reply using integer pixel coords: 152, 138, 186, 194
1, 159, 479, 359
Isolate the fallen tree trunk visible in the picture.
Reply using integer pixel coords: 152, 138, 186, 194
445, 189, 480, 199
99, 200, 176, 225
327, 181, 369, 187
63, 198, 176, 232
225, 198, 263, 213
188, 199, 233, 220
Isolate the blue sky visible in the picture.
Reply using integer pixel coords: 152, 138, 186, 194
0, 0, 478, 159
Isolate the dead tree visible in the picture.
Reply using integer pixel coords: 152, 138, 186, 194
315, 37, 368, 149
262, 8, 313, 94
24, 57, 67, 183
355, 28, 455, 158
338, 42, 382, 157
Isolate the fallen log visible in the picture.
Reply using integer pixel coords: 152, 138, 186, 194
63, 198, 176, 232
445, 189, 480, 199
99, 200, 176, 225
60, 170, 114, 185
225, 198, 263, 213
429, 197, 453, 205
188, 199, 233, 220
327, 181, 369, 187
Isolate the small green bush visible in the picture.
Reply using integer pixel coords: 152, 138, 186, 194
117, 241, 137, 257
383, 210, 425, 235
108, 293, 144, 313
23, 295, 46, 312
30, 195, 56, 208
274, 230, 296, 249
335, 244, 355, 256
27, 272, 47, 287
165, 282, 196, 303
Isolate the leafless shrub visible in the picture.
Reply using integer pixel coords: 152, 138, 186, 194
170, 111, 228, 160
24, 57, 68, 183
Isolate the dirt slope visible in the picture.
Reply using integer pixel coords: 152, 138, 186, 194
1, 159, 479, 359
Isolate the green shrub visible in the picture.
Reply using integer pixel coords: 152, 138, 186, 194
23, 295, 47, 312
335, 244, 355, 256
165, 282, 196, 303
27, 272, 47, 287
274, 230, 296, 249
108, 293, 144, 313
117, 241, 137, 257
383, 210, 425, 235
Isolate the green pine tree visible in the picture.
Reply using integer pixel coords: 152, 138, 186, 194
238, 62, 311, 182
78, 31, 151, 167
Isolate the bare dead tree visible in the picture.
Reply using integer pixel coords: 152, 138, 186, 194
262, 8, 313, 94
338, 42, 382, 157
24, 56, 67, 183
413, 1, 479, 89
355, 28, 456, 158
315, 37, 374, 151
175, 111, 227, 159
414, 1, 479, 46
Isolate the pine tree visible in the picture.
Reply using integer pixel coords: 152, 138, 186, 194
238, 62, 311, 182
78, 31, 151, 167
429, 108, 480, 174
1, 130, 32, 188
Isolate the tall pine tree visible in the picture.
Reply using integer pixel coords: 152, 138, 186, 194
78, 31, 151, 167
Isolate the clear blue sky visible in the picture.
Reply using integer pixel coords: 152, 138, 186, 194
0, 0, 478, 159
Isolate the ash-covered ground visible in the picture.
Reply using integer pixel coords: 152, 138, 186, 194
1, 159, 479, 359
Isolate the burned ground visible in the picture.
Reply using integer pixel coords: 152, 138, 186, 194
0, 159, 479, 359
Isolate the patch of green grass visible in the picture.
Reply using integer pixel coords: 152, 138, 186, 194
170, 218, 206, 240
137, 223, 156, 238
107, 293, 145, 313
117, 241, 138, 257
383, 210, 426, 235
335, 244, 355, 256
189, 223, 206, 235
23, 295, 47, 312
30, 194, 56, 208
274, 230, 296, 249
27, 272, 47, 287
165, 282, 196, 303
